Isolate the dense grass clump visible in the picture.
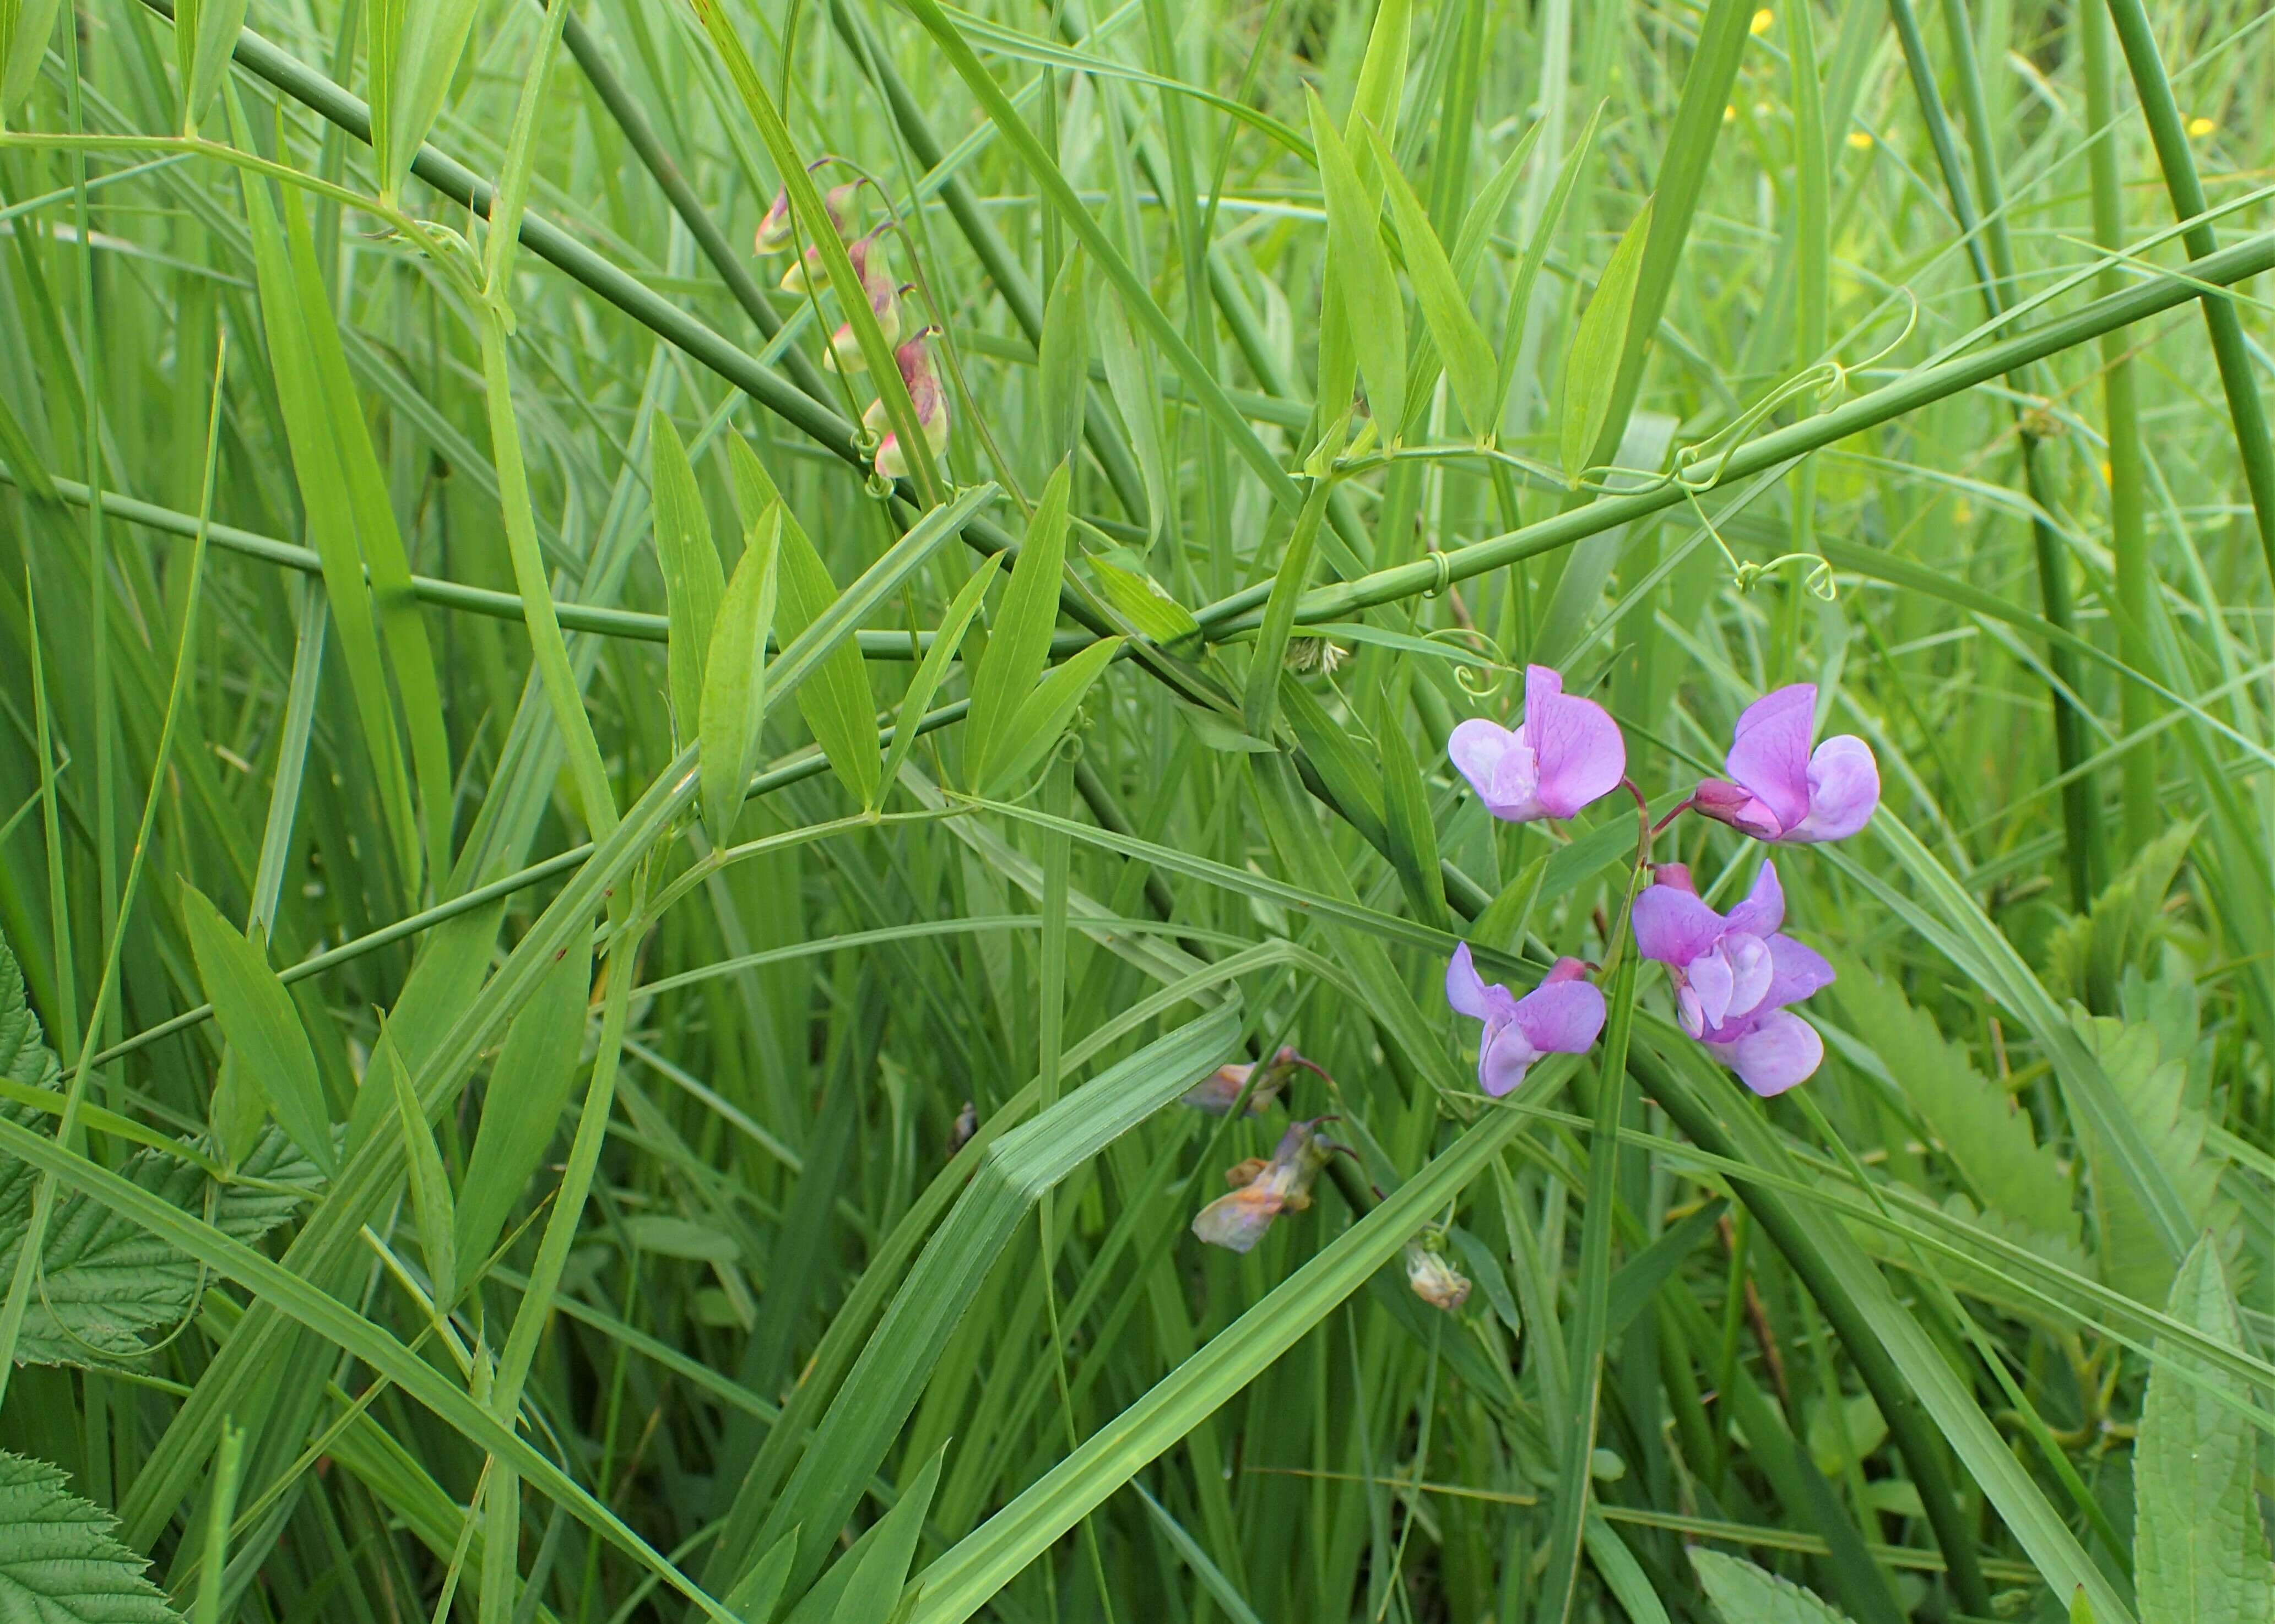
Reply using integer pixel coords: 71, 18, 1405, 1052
0, 0, 2268, 1620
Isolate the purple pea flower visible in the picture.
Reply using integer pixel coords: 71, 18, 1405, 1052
1692, 684, 1879, 843
1445, 944, 1607, 1096
1631, 860, 1834, 1096
1449, 665, 1626, 824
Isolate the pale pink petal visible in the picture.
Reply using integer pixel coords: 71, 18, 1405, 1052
1477, 1023, 1543, 1096
1449, 717, 1543, 821
1632, 884, 1725, 967
1523, 666, 1626, 818
1513, 978, 1606, 1056
1689, 948, 1735, 1029
1717, 1010, 1824, 1096
1677, 984, 1707, 1038
1721, 859, 1786, 939
1723, 684, 1816, 834
1722, 933, 1775, 1023
1192, 1186, 1287, 1252
1542, 956, 1591, 985
1788, 735, 1880, 843
1760, 933, 1836, 1012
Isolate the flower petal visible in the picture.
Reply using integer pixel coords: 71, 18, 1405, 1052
1513, 978, 1606, 1056
1191, 1186, 1287, 1252
1632, 884, 1725, 967
1692, 777, 1786, 840
1524, 666, 1626, 818
1476, 1022, 1542, 1096
1445, 943, 1494, 1020
1689, 947, 1735, 1029
1723, 684, 1816, 834
1761, 932, 1837, 1012
1723, 932, 1775, 1022
1721, 859, 1785, 939
1789, 735, 1881, 842
1719, 1010, 1824, 1096
1450, 717, 1543, 821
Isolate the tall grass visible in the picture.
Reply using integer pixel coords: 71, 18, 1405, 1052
0, 0, 2267, 1621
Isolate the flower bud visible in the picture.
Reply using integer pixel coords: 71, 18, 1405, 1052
1191, 1118, 1337, 1253
1404, 1239, 1472, 1311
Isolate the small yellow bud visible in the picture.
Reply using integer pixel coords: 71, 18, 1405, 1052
1723, 104, 1737, 123
1846, 129, 1874, 150
2186, 116, 2216, 138
1751, 8, 1775, 34
2100, 459, 2113, 484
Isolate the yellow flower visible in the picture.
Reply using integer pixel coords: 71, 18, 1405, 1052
1846, 129, 1874, 150
1751, 8, 1775, 34
2186, 116, 2216, 139
1723, 104, 1737, 123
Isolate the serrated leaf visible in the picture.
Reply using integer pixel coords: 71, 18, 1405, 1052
455, 945, 588, 1270
179, 886, 335, 1177
1308, 88, 1406, 436
2075, 1011, 2231, 1306
881, 555, 1001, 794
983, 636, 1124, 797
2135, 1240, 2273, 1623
725, 437, 879, 807
1365, 122, 1497, 437
966, 465, 1071, 790
700, 506, 783, 847
653, 415, 727, 746
1558, 197, 1654, 485
0, 935, 60, 1091
0, 1449, 180, 1624
2048, 821, 2196, 1014
0, 1102, 322, 1366
1831, 959, 2076, 1242
1693, 1549, 1857, 1624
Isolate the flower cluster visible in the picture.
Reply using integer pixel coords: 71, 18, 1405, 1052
1445, 670, 1877, 1096
752, 185, 948, 479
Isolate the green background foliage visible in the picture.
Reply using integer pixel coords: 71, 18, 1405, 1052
0, 0, 2267, 1620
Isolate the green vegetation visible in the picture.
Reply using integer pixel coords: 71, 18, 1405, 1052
0, 0, 2267, 1620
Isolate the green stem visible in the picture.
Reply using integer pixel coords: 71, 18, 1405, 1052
2101, 0, 2275, 589
2082, 0, 2157, 851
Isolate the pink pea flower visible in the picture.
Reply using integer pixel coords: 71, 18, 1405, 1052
822, 238, 904, 372
755, 181, 855, 258
865, 330, 950, 479
1631, 860, 1834, 1096
1448, 666, 1626, 824
1180, 1045, 1325, 1116
1692, 684, 1878, 844
1191, 1118, 1337, 1253
1445, 944, 1607, 1097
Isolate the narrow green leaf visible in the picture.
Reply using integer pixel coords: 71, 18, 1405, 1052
377, 0, 483, 204
1347, 0, 1411, 146
825, 1448, 944, 1623
1377, 697, 1448, 928
700, 507, 783, 847
1093, 292, 1168, 547
176, 0, 250, 133
1559, 197, 1655, 486
1037, 250, 1090, 473
0, 0, 62, 117
882, 556, 1001, 792
179, 886, 334, 1177
377, 1024, 456, 1307
983, 636, 1124, 797
1496, 102, 1602, 415
1308, 89, 1407, 437
454, 944, 589, 1273
723, 1528, 798, 1624
654, 415, 727, 745
1241, 480, 1334, 740
725, 436, 880, 807
1366, 123, 1496, 437
965, 464, 1071, 789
